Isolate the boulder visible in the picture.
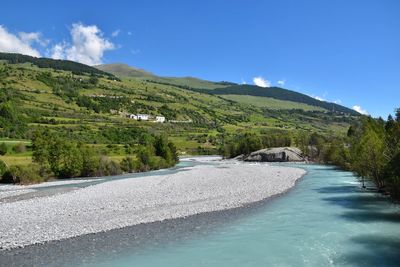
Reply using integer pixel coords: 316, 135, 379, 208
244, 147, 305, 162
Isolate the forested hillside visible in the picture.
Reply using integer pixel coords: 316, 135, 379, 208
191, 85, 359, 115
0, 52, 116, 78
0, 53, 361, 183
101, 63, 359, 115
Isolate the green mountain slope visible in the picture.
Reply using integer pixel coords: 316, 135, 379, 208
97, 63, 358, 115
96, 63, 231, 90
0, 52, 115, 78
189, 84, 358, 115
219, 95, 325, 111
0, 53, 360, 157
96, 63, 155, 78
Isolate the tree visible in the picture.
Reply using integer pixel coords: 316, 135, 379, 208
351, 118, 387, 189
0, 101, 27, 138
80, 145, 100, 177
47, 138, 83, 178
120, 157, 137, 173
0, 159, 7, 178
168, 142, 179, 163
395, 108, 400, 123
32, 129, 84, 178
12, 143, 26, 153
0, 143, 7, 156
88, 75, 99, 85
137, 146, 152, 171
154, 135, 172, 163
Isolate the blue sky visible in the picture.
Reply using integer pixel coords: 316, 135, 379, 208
1, 0, 399, 117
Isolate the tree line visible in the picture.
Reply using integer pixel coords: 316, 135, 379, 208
221, 109, 400, 199
323, 109, 400, 198
0, 130, 178, 184
189, 84, 359, 115
0, 52, 116, 79
221, 132, 292, 158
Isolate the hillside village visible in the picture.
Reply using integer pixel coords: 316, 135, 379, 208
127, 113, 165, 123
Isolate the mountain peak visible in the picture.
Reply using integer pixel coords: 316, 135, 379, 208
96, 63, 155, 78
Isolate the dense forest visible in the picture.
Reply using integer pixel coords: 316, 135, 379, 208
0, 52, 116, 78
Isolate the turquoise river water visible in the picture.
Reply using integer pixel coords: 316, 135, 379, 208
78, 163, 400, 267
2, 160, 400, 267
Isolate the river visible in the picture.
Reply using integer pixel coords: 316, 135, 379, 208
2, 159, 400, 267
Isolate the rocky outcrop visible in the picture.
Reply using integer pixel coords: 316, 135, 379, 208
244, 147, 305, 162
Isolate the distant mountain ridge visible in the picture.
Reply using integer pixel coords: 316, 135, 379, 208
0, 52, 360, 154
96, 63, 155, 78
0, 53, 359, 116
101, 63, 358, 115
0, 52, 115, 78
97, 63, 228, 90
193, 85, 359, 115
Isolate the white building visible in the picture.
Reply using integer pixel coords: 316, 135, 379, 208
137, 114, 150, 121
128, 114, 138, 120
128, 113, 160, 122
155, 116, 166, 123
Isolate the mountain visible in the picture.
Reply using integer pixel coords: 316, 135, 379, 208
96, 63, 155, 78
190, 85, 358, 115
96, 63, 232, 90
0, 52, 115, 78
97, 63, 358, 115
0, 53, 360, 156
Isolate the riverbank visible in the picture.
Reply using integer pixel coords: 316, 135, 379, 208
0, 158, 305, 250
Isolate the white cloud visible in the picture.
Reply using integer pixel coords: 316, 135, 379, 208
313, 91, 328, 101
352, 105, 369, 115
111, 29, 120, 37
52, 23, 115, 65
0, 25, 41, 57
314, 96, 325, 101
277, 80, 285, 86
309, 94, 325, 101
253, 76, 271, 88
50, 42, 67, 59
241, 78, 247, 85
334, 99, 342, 104
18, 32, 48, 47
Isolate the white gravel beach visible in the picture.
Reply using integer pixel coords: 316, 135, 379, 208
0, 159, 305, 250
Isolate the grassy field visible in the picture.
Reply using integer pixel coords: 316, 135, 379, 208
0, 155, 32, 166
220, 95, 325, 111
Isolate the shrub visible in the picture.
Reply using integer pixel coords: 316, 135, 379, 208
12, 143, 26, 153
120, 157, 137, 173
222, 133, 262, 158
0, 159, 7, 178
96, 156, 122, 176
3, 164, 45, 184
149, 156, 168, 170
80, 145, 100, 177
137, 147, 152, 171
0, 143, 7, 155
107, 160, 122, 176
49, 141, 83, 178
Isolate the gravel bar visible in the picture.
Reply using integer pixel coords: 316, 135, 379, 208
0, 160, 305, 250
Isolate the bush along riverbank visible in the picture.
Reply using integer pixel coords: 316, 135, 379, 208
0, 129, 178, 184
323, 109, 400, 199
220, 108, 400, 200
